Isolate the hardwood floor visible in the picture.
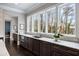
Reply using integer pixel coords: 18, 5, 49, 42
5, 38, 35, 56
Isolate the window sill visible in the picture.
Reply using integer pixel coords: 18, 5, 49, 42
27, 32, 76, 37
62, 34, 76, 37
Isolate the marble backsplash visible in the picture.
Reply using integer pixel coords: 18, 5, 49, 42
26, 32, 79, 43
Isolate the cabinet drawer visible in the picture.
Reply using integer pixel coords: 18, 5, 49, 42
53, 44, 79, 56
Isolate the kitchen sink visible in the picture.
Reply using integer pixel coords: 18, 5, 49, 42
33, 36, 42, 38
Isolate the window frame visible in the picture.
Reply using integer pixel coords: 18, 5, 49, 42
26, 3, 76, 37
58, 3, 76, 36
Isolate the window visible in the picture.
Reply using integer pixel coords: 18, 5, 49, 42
27, 16, 32, 32
27, 4, 75, 35
33, 15, 38, 32
40, 13, 46, 32
29, 16, 32, 32
58, 4, 75, 35
46, 8, 57, 33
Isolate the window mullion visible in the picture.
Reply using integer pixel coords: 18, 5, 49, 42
45, 12, 48, 33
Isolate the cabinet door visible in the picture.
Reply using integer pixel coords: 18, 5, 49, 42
32, 39, 40, 55
25, 37, 33, 51
53, 44, 79, 56
19, 35, 25, 47
19, 35, 21, 41
28, 38, 33, 51
50, 43, 63, 56
24, 37, 29, 49
50, 43, 55, 56
40, 41, 51, 56
21, 37, 33, 51
13, 34, 14, 40
13, 34, 17, 42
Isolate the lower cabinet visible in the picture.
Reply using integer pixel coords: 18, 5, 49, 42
40, 41, 51, 56
50, 43, 79, 56
28, 38, 33, 51
13, 33, 17, 42
19, 35, 25, 48
24, 37, 29, 49
32, 39, 40, 55
24, 37, 33, 51
50, 44, 54, 56
19, 35, 79, 56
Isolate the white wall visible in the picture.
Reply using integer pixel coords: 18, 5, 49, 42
10, 17, 18, 41
0, 9, 25, 41
18, 14, 25, 34
4, 13, 18, 41
0, 9, 5, 41
11, 17, 18, 33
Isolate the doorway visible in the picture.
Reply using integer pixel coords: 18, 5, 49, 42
5, 21, 11, 39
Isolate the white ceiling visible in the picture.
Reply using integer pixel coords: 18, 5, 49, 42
0, 3, 46, 14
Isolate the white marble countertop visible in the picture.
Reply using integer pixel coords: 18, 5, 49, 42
13, 32, 18, 34
0, 40, 10, 56
15, 33, 79, 50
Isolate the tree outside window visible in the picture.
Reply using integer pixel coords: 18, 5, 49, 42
58, 4, 75, 35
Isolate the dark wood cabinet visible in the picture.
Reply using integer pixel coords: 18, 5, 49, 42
32, 39, 40, 55
24, 37, 29, 49
20, 36, 33, 52
50, 44, 54, 56
19, 35, 79, 56
40, 41, 51, 56
19, 35, 25, 47
50, 43, 79, 56
13, 33, 17, 42
28, 38, 33, 51
24, 37, 33, 51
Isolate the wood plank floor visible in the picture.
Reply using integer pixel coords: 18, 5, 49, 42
5, 38, 35, 56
